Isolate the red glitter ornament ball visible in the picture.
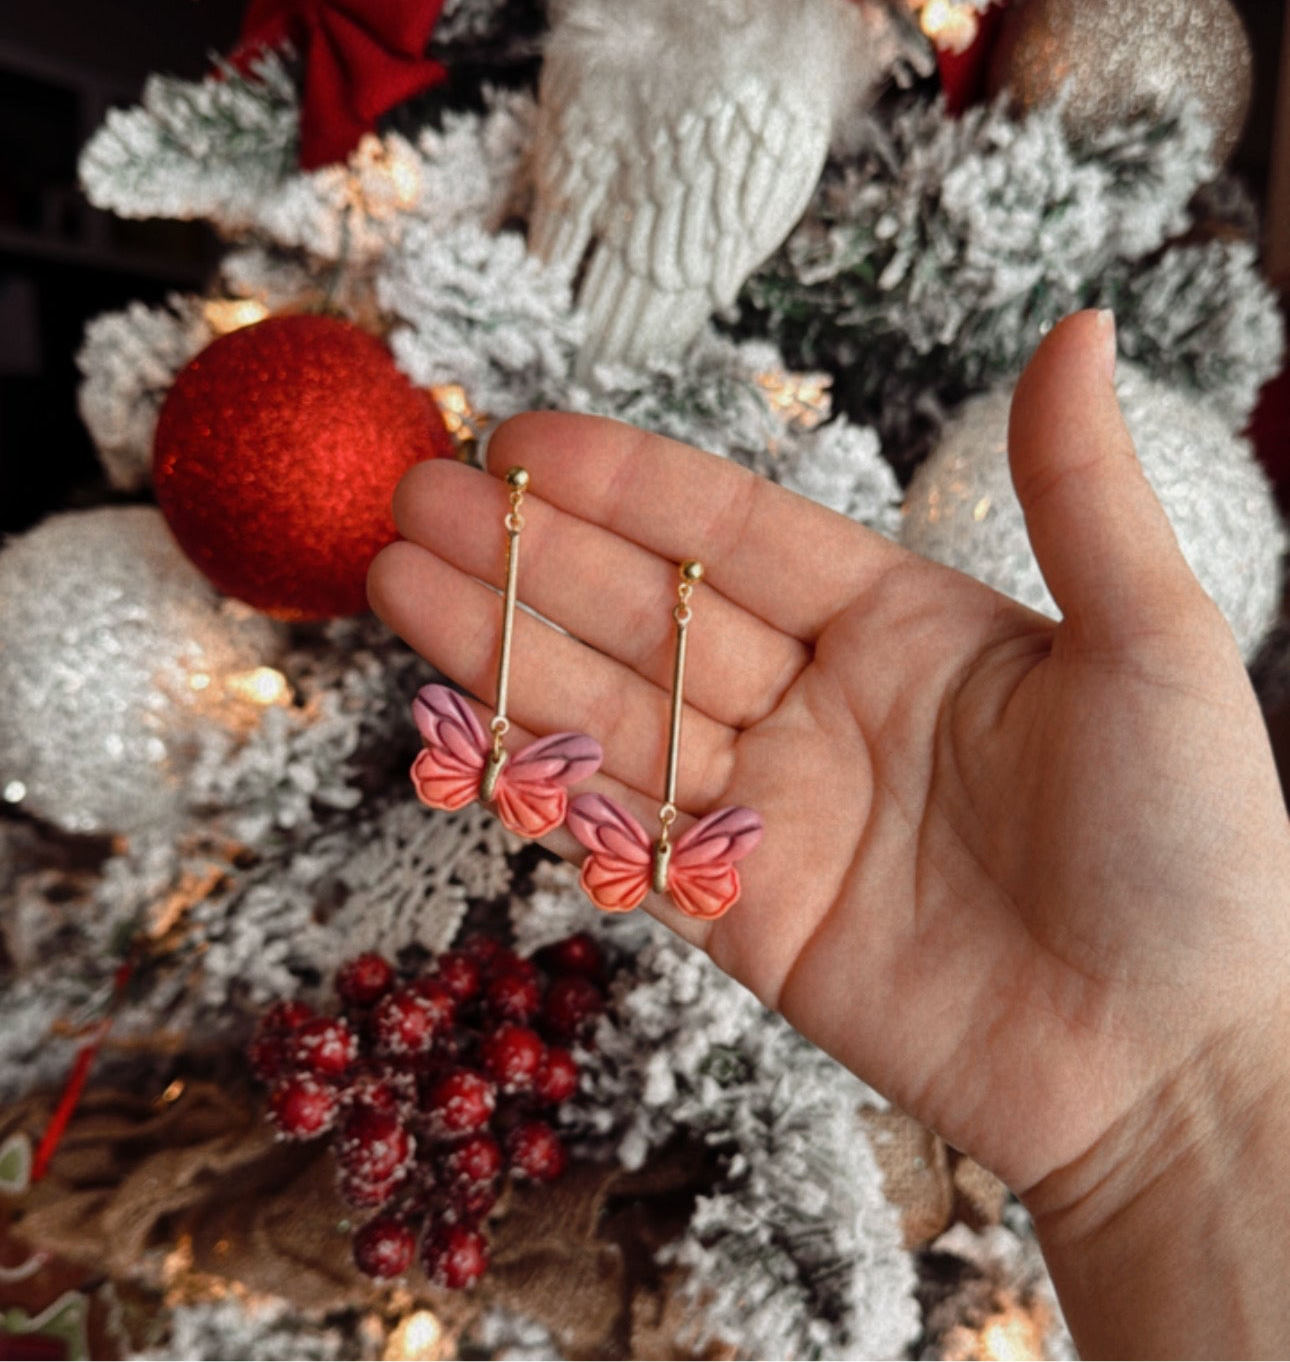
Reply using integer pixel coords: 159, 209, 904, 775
153, 314, 456, 619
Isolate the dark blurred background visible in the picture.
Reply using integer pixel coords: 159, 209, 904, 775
0, 1, 245, 535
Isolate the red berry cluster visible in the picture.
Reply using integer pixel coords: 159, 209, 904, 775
248, 933, 606, 1288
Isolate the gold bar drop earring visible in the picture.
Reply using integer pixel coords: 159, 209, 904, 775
566, 560, 763, 920
409, 467, 603, 839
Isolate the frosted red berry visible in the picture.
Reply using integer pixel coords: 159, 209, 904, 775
461, 933, 508, 970
338, 1170, 401, 1208
337, 1108, 415, 1184
269, 1074, 339, 1139
485, 969, 542, 1023
258, 999, 315, 1034
425, 1068, 496, 1135
422, 1222, 490, 1290
542, 974, 604, 1036
507, 1119, 567, 1182
247, 1030, 290, 1082
533, 1046, 579, 1105
542, 933, 604, 979
432, 950, 482, 1003
372, 989, 440, 1056
335, 953, 395, 1007
449, 1177, 500, 1223
341, 1066, 415, 1117
408, 977, 457, 1031
441, 1132, 502, 1189
291, 1016, 358, 1076
481, 1023, 544, 1093
352, 1217, 416, 1280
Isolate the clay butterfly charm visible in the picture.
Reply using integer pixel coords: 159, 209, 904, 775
566, 793, 763, 920
411, 683, 603, 839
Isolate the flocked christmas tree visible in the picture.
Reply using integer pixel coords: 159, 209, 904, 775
1, 0, 1285, 1357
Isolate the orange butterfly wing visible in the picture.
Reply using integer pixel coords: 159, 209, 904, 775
565, 794, 653, 913
493, 732, 604, 838
667, 806, 764, 920
409, 684, 487, 811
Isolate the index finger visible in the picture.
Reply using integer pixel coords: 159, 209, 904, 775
486, 412, 906, 641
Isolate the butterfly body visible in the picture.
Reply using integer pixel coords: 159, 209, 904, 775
567, 793, 763, 920
411, 684, 602, 839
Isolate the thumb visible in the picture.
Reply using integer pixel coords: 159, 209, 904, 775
1008, 310, 1204, 647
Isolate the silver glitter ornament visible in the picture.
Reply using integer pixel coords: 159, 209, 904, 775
0, 506, 286, 834
901, 364, 1286, 662
986, 0, 1252, 163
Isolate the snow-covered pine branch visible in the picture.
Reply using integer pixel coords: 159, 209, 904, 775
79, 52, 299, 228
568, 934, 919, 1360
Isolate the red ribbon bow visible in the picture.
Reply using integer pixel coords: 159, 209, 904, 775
236, 0, 448, 169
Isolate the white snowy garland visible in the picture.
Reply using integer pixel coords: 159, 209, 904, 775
75, 297, 213, 490
746, 93, 1281, 446
79, 53, 300, 229
1098, 238, 1285, 428
131, 1297, 351, 1362
380, 222, 583, 415
564, 926, 919, 1360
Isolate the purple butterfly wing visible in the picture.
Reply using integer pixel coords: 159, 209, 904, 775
668, 806, 763, 919
566, 793, 652, 913
493, 731, 603, 837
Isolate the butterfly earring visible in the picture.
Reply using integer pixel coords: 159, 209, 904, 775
410, 467, 603, 839
567, 561, 762, 920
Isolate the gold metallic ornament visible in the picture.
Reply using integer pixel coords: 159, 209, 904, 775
985, 0, 1252, 163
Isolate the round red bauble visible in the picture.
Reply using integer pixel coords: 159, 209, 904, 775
153, 314, 455, 619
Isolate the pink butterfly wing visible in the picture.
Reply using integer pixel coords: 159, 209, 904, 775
410, 684, 489, 811
667, 806, 764, 920
565, 794, 653, 913
493, 732, 604, 838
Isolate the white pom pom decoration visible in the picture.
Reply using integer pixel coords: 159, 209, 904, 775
901, 365, 1285, 660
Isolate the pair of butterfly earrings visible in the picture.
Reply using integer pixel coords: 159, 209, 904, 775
409, 467, 763, 921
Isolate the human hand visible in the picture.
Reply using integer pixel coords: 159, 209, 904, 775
369, 311, 1290, 1348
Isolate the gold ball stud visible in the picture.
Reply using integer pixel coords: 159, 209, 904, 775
680, 559, 705, 584
505, 467, 530, 492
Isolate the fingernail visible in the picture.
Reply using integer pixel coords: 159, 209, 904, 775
1096, 309, 1117, 382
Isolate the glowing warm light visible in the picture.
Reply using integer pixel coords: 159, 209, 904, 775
979, 1307, 1045, 1362
755, 369, 833, 432
972, 495, 992, 522
384, 1310, 444, 1361
162, 1233, 196, 1286
918, 0, 980, 53
155, 1078, 186, 1108
430, 383, 485, 445
225, 666, 290, 707
188, 672, 212, 691
204, 299, 270, 334
386, 155, 422, 210
350, 135, 424, 218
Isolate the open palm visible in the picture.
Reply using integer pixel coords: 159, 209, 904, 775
368, 312, 1290, 1213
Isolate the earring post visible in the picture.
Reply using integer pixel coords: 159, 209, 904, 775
654, 560, 703, 892
481, 467, 528, 802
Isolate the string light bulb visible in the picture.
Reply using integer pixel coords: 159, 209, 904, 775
429, 383, 484, 444
225, 666, 291, 707
349, 134, 424, 218
203, 299, 270, 335
978, 1305, 1046, 1361
915, 0, 981, 52
384, 1310, 445, 1361
754, 369, 833, 432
